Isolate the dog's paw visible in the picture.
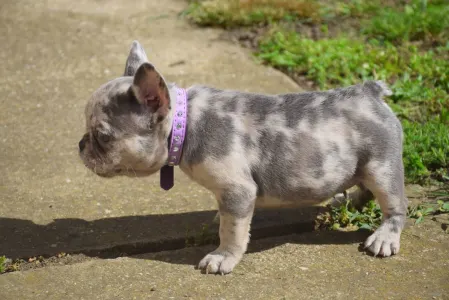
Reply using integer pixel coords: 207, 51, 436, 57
198, 250, 240, 275
364, 225, 400, 257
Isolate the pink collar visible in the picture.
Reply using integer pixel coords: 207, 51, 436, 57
160, 87, 187, 190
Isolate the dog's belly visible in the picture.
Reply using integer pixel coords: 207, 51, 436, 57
254, 178, 358, 209
255, 195, 327, 208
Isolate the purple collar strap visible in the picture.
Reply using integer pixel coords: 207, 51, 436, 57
160, 87, 187, 190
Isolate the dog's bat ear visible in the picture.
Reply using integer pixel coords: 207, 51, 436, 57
132, 63, 170, 120
124, 40, 149, 76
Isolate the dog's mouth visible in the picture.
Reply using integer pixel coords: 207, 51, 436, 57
112, 168, 156, 177
82, 164, 115, 178
84, 167, 145, 178
100, 163, 161, 178
81, 153, 162, 178
79, 158, 116, 178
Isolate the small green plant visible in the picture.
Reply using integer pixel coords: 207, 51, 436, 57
408, 200, 449, 224
437, 200, 449, 212
1, 259, 24, 273
316, 200, 383, 231
317, 197, 449, 230
0, 256, 6, 273
407, 205, 434, 224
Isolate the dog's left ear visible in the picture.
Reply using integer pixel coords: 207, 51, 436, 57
132, 63, 170, 120
124, 40, 149, 76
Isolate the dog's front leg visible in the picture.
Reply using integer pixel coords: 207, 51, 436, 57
198, 187, 256, 274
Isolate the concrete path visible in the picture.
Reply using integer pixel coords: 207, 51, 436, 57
0, 0, 448, 299
1, 222, 448, 299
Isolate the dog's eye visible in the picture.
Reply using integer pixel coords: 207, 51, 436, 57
98, 132, 111, 143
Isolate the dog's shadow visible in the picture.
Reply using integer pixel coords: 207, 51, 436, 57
140, 229, 371, 267
0, 208, 371, 266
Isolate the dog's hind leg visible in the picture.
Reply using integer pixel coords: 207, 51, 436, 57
361, 156, 408, 257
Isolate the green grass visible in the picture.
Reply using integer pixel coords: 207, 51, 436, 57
362, 1, 449, 44
185, 0, 319, 28
185, 0, 387, 26
256, 31, 449, 92
256, 33, 398, 88
390, 77, 449, 122
318, 0, 382, 19
403, 119, 449, 182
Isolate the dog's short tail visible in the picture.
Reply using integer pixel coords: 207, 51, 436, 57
363, 80, 393, 100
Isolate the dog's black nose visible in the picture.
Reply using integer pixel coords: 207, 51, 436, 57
79, 138, 86, 152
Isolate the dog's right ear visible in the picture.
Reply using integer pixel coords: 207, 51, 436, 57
132, 63, 171, 120
124, 40, 149, 76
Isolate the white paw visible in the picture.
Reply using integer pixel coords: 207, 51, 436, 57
198, 249, 241, 275
364, 225, 400, 257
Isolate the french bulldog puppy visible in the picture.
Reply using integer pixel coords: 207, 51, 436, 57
79, 41, 408, 274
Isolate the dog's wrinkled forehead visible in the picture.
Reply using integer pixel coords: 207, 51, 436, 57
85, 77, 148, 134
85, 76, 144, 131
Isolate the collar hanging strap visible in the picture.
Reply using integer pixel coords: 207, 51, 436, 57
160, 87, 187, 191
160, 165, 174, 191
